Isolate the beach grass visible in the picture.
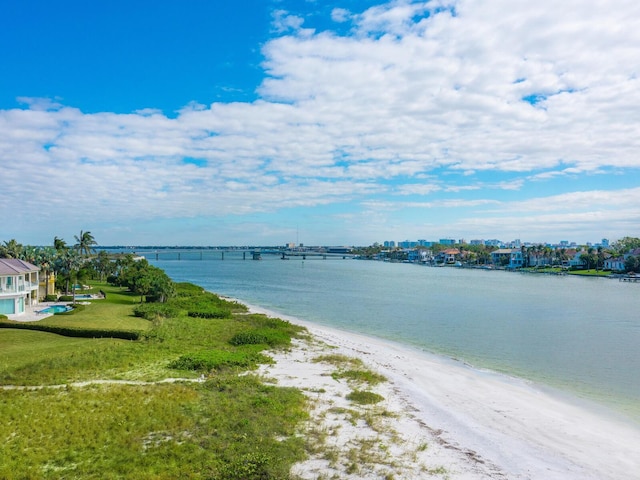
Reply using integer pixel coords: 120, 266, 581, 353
0, 377, 307, 479
0, 281, 309, 479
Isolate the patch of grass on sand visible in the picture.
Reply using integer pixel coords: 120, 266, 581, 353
332, 369, 386, 385
314, 353, 386, 386
346, 390, 385, 405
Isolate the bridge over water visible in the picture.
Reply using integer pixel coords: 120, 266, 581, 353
117, 248, 355, 261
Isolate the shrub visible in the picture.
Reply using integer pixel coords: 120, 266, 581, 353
168, 349, 271, 371
44, 294, 57, 302
0, 320, 142, 340
58, 295, 74, 302
346, 390, 385, 405
214, 452, 272, 480
229, 328, 291, 347
133, 303, 180, 320
170, 282, 247, 313
187, 308, 231, 319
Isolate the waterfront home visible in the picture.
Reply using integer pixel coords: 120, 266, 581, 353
491, 249, 524, 269
568, 251, 586, 269
0, 258, 40, 316
435, 248, 460, 264
407, 249, 422, 262
604, 256, 625, 272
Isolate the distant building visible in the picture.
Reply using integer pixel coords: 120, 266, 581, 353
604, 256, 625, 271
491, 249, 524, 269
439, 238, 456, 245
398, 240, 418, 248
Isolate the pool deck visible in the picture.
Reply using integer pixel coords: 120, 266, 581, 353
6, 302, 61, 322
5, 293, 104, 322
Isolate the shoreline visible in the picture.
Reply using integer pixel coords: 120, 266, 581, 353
244, 300, 640, 479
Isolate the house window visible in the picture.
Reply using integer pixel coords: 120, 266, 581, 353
0, 298, 14, 314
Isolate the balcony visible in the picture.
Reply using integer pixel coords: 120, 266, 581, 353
0, 282, 39, 296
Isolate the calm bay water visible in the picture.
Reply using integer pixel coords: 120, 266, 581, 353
147, 252, 640, 420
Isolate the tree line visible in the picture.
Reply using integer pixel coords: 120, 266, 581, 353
354, 236, 640, 272
0, 232, 174, 303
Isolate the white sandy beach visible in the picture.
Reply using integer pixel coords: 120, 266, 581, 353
250, 304, 640, 480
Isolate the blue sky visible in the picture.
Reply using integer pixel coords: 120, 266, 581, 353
1, 0, 639, 247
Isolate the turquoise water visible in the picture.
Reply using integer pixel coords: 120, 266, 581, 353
39, 305, 72, 314
149, 253, 640, 421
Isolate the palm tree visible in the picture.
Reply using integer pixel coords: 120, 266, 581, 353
596, 246, 604, 272
36, 246, 57, 298
0, 239, 23, 258
53, 236, 67, 252
20, 245, 38, 264
521, 246, 529, 267
55, 248, 83, 300
74, 230, 97, 258
91, 250, 116, 282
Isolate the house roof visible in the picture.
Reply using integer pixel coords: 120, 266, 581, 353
0, 258, 39, 275
492, 248, 517, 254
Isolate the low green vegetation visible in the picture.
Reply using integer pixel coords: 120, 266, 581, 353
346, 390, 386, 405
314, 353, 387, 386
0, 280, 308, 479
168, 346, 272, 372
332, 368, 387, 385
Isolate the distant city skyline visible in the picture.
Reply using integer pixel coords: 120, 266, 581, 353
2, 1, 639, 246
85, 235, 619, 249
382, 237, 612, 249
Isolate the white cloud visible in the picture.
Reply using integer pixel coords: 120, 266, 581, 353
272, 9, 307, 33
331, 8, 351, 23
3, 0, 640, 244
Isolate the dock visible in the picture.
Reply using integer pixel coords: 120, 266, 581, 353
620, 275, 639, 282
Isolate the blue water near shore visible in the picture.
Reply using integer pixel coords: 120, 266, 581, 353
147, 253, 640, 421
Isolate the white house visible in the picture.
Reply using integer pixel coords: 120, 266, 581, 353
491, 248, 524, 269
604, 256, 626, 272
0, 258, 40, 316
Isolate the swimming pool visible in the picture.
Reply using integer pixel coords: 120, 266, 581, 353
39, 305, 73, 314
73, 294, 93, 300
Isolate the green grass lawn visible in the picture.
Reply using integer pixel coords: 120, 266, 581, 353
0, 329, 115, 374
567, 269, 613, 277
39, 282, 152, 331
0, 280, 309, 479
